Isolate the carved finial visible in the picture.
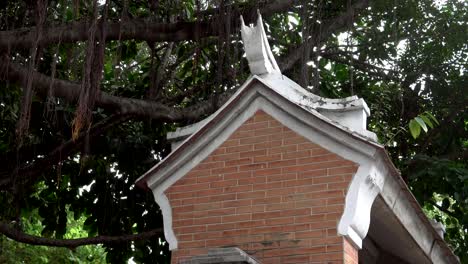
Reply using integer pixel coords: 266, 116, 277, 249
240, 10, 281, 75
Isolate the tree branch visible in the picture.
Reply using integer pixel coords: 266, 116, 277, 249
0, 114, 132, 188
149, 42, 174, 99
0, 1, 296, 49
0, 19, 206, 50
0, 57, 230, 122
320, 51, 398, 81
0, 221, 162, 247
195, 0, 295, 17
279, 0, 369, 71
428, 200, 457, 219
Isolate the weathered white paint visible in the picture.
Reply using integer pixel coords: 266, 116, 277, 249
167, 74, 377, 146
430, 219, 446, 238
337, 160, 387, 249
152, 191, 178, 250
240, 11, 281, 75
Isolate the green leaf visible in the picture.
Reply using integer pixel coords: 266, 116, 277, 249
409, 119, 421, 139
335, 64, 348, 81
425, 111, 440, 125
415, 117, 428, 132
420, 115, 434, 128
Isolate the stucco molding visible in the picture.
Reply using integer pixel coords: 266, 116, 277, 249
240, 11, 281, 75
338, 162, 386, 249
165, 74, 375, 144
151, 190, 178, 250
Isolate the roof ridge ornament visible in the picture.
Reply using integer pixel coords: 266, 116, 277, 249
240, 11, 281, 75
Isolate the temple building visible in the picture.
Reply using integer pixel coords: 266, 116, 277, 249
136, 13, 459, 264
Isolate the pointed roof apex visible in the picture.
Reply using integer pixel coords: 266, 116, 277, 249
240, 11, 281, 75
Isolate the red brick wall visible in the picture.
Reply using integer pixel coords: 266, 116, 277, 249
165, 110, 359, 264
344, 238, 359, 264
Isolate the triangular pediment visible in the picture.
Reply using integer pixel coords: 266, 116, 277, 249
136, 75, 382, 252
136, 76, 379, 192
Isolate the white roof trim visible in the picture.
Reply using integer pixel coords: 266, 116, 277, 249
240, 11, 281, 75
167, 74, 376, 145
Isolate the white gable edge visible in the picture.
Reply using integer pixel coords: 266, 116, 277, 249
375, 158, 459, 263
165, 74, 376, 147
340, 147, 458, 263
140, 81, 458, 263
135, 75, 259, 186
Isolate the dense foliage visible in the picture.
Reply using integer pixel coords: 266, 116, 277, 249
0, 0, 466, 263
1, 204, 107, 264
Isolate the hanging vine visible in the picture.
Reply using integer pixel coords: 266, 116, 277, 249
71, 0, 109, 140
16, 0, 48, 145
